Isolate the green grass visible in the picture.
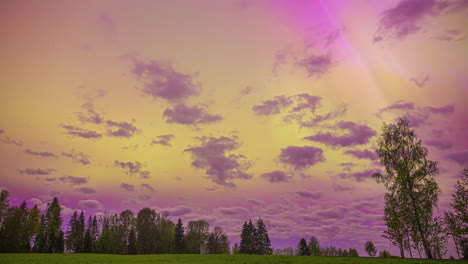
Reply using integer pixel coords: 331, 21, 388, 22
0, 254, 465, 264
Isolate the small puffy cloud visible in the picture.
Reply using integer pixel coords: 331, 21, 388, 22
29, 198, 42, 205
106, 120, 140, 138
114, 160, 151, 178
252, 95, 293, 115
297, 53, 333, 78
277, 146, 325, 170
0, 130, 23, 147
343, 149, 378, 161
151, 134, 175, 146
164, 206, 192, 217
184, 136, 252, 188
19, 168, 55, 175
425, 139, 452, 150
75, 187, 96, 194
239, 86, 254, 98
410, 74, 430, 87
296, 191, 321, 199
316, 206, 348, 219
260, 170, 292, 183
132, 59, 201, 102
120, 183, 135, 192
163, 104, 222, 125
141, 183, 155, 192
378, 101, 455, 127
446, 150, 468, 166
304, 121, 376, 147
423, 105, 455, 115
61, 125, 102, 139
75, 109, 103, 125
78, 199, 104, 210
61, 150, 91, 165
216, 207, 249, 215
58, 175, 88, 185
24, 149, 58, 158
332, 184, 355, 192
376, 100, 415, 117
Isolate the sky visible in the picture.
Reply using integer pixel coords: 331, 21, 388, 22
1, 0, 467, 257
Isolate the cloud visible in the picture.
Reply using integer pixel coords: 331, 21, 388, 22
277, 146, 325, 170
343, 149, 378, 161
410, 74, 430, 87
132, 59, 201, 102
0, 130, 24, 147
252, 95, 293, 115
425, 139, 452, 150
339, 169, 382, 182
58, 175, 88, 185
423, 105, 455, 115
120, 183, 135, 192
163, 104, 222, 125
164, 206, 193, 217
106, 120, 140, 138
239, 86, 254, 98
184, 136, 252, 188
216, 207, 249, 215
19, 168, 55, 175
332, 184, 356, 192
60, 125, 102, 139
75, 109, 103, 125
374, 0, 468, 42
78, 199, 104, 210
114, 160, 151, 178
296, 191, 321, 199
376, 100, 415, 117
304, 121, 376, 147
97, 12, 115, 34
316, 206, 348, 219
151, 134, 175, 146
61, 150, 91, 165
30, 198, 42, 205
141, 183, 155, 192
446, 150, 468, 166
24, 149, 58, 158
75, 187, 96, 194
297, 53, 333, 78
272, 48, 290, 76
260, 170, 292, 183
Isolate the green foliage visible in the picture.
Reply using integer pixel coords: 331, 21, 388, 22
364, 241, 376, 257
373, 117, 441, 259
206, 226, 230, 254
297, 238, 309, 256
308, 236, 320, 256
348, 248, 359, 257
379, 250, 392, 258
174, 218, 185, 253
239, 218, 271, 255
185, 220, 209, 254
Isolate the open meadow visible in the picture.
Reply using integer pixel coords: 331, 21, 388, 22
0, 254, 464, 264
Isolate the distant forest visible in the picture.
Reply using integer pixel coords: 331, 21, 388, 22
0, 118, 466, 260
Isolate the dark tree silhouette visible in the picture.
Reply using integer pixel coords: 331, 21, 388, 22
297, 238, 309, 256
364, 241, 376, 257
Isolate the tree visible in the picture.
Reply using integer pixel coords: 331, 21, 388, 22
445, 168, 468, 260
308, 236, 320, 256
382, 192, 408, 258
185, 220, 209, 254
379, 250, 392, 258
373, 117, 440, 259
364, 241, 376, 257
174, 218, 185, 253
65, 210, 78, 252
206, 226, 230, 254
43, 197, 64, 253
254, 218, 271, 255
232, 243, 239, 254
239, 220, 256, 254
128, 228, 137, 255
136, 208, 157, 254
426, 216, 448, 259
297, 238, 309, 256
349, 248, 359, 257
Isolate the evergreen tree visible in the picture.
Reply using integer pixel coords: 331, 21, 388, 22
65, 211, 78, 252
44, 197, 63, 253
239, 220, 256, 254
297, 238, 309, 256
308, 236, 320, 256
76, 211, 85, 253
83, 228, 92, 253
254, 218, 271, 255
174, 218, 185, 253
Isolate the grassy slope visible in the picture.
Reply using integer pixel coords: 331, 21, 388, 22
0, 254, 464, 264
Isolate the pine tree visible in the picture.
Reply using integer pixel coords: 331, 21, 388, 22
65, 211, 78, 252
174, 218, 185, 253
308, 236, 320, 256
239, 220, 257, 254
297, 238, 309, 256
44, 197, 63, 253
77, 211, 85, 253
254, 218, 271, 255
83, 228, 92, 253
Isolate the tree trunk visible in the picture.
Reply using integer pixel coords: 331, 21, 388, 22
399, 243, 405, 258
406, 230, 413, 258
452, 235, 460, 259
408, 190, 433, 259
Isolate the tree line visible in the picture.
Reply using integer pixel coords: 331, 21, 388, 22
373, 117, 467, 260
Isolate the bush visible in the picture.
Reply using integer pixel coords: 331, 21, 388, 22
378, 250, 391, 258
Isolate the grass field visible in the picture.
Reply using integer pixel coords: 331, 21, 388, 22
0, 254, 465, 264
